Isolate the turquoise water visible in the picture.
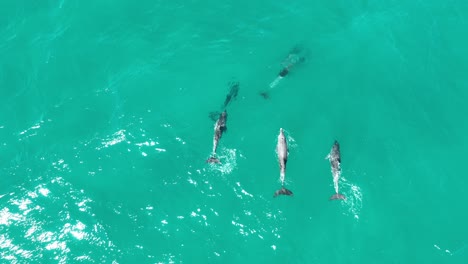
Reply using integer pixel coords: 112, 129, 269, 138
1, 0, 468, 263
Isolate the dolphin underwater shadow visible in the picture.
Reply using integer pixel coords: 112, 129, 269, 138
209, 81, 239, 121
260, 45, 307, 99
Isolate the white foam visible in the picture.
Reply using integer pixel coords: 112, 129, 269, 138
269, 76, 283, 88
340, 176, 363, 220
100, 129, 126, 149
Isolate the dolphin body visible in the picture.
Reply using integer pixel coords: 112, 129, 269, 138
326, 140, 345, 200
206, 111, 227, 163
222, 81, 239, 109
209, 81, 239, 121
274, 128, 293, 197
260, 46, 306, 99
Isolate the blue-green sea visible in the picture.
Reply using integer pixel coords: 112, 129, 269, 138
1, 1, 468, 263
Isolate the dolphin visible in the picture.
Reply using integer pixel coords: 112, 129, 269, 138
326, 140, 345, 200
275, 46, 306, 79
206, 110, 227, 163
274, 128, 293, 197
222, 81, 239, 109
260, 46, 306, 99
209, 81, 239, 121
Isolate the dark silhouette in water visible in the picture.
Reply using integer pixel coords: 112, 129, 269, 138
206, 111, 227, 164
260, 45, 307, 99
276, 46, 306, 77
274, 187, 293, 197
222, 81, 239, 108
209, 81, 239, 121
278, 68, 290, 77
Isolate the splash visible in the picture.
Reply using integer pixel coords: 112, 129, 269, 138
207, 148, 237, 175
339, 176, 363, 220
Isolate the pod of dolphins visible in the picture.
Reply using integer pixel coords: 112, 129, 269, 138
206, 46, 345, 201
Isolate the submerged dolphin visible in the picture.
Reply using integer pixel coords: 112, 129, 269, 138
326, 140, 345, 200
209, 81, 239, 121
274, 128, 293, 197
260, 46, 306, 99
206, 111, 227, 163
222, 81, 239, 109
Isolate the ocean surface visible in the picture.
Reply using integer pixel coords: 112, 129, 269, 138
1, 0, 468, 263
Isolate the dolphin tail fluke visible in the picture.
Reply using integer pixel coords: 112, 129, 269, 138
330, 193, 345, 200
273, 187, 293, 198
206, 157, 221, 164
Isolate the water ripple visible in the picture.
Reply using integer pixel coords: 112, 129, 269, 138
18, 120, 46, 141
98, 129, 127, 149
0, 177, 119, 262
339, 175, 363, 220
